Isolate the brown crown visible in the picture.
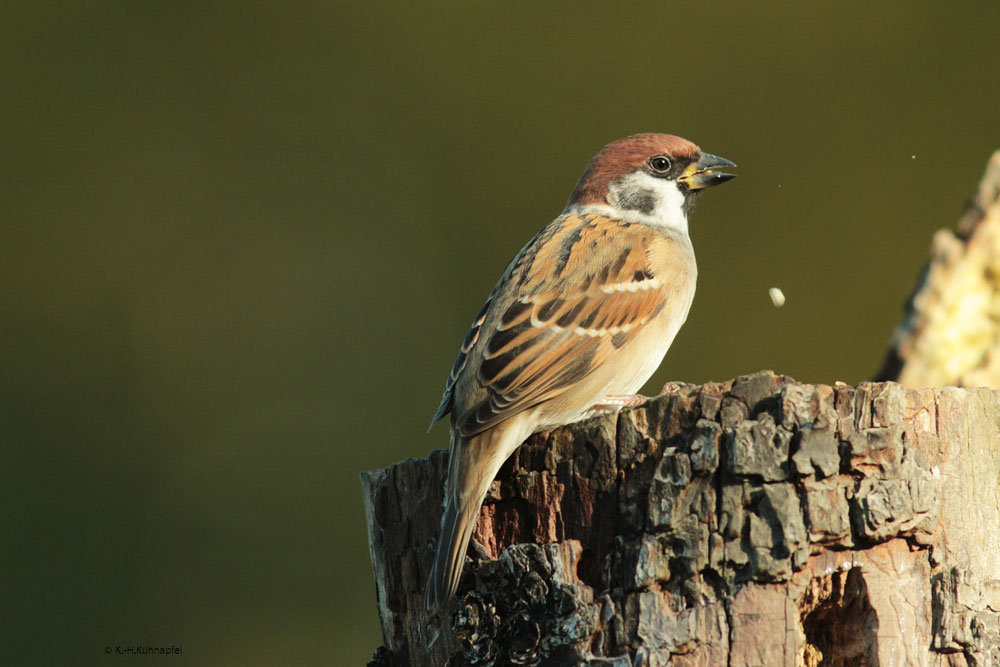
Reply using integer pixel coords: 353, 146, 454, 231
567, 133, 700, 207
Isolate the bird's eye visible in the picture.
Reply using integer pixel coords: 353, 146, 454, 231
648, 155, 671, 173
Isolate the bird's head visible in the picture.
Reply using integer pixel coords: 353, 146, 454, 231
566, 133, 736, 233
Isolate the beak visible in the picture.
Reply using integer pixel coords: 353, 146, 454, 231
679, 152, 737, 190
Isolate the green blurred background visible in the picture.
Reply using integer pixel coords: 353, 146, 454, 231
3, 2, 999, 664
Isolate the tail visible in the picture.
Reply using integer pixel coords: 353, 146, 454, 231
425, 495, 481, 610
425, 423, 528, 611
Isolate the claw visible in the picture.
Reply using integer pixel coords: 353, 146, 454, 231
599, 394, 649, 408
578, 394, 649, 420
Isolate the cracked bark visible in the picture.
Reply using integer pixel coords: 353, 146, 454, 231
365, 377, 1000, 666
363, 152, 1000, 666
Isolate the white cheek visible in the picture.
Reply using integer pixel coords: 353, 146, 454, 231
573, 171, 690, 237
649, 180, 687, 231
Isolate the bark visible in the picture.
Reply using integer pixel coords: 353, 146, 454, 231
364, 153, 1000, 666
363, 374, 1000, 666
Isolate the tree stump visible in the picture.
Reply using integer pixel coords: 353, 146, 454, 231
363, 373, 1000, 666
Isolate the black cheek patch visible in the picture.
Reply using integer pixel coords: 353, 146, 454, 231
617, 188, 655, 214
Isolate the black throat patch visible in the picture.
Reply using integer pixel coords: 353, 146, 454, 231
682, 190, 700, 217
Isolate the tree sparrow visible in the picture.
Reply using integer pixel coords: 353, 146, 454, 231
426, 133, 735, 609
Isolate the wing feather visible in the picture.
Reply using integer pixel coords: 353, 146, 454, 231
441, 212, 675, 437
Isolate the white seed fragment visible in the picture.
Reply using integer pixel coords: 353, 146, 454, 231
769, 287, 786, 308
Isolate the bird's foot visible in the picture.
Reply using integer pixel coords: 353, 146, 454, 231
599, 394, 649, 408
579, 394, 649, 420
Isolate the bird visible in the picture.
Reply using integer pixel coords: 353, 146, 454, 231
425, 133, 735, 610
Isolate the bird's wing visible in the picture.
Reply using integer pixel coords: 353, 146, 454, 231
429, 287, 496, 429
441, 211, 679, 438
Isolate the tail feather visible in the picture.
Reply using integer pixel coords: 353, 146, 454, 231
425, 498, 479, 610
425, 422, 530, 611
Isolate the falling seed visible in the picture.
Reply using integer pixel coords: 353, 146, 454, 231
911, 155, 916, 159
769, 287, 786, 308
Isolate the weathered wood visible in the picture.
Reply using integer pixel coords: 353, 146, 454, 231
363, 373, 1000, 666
